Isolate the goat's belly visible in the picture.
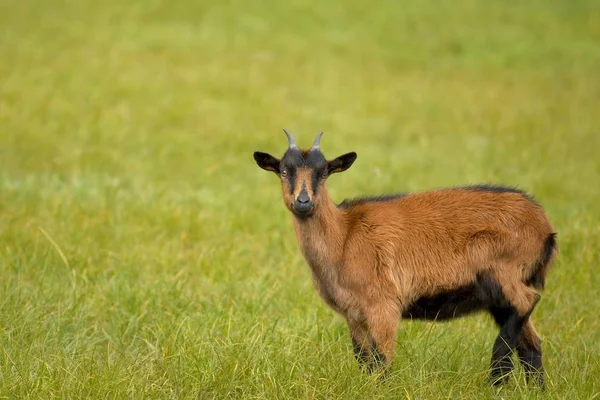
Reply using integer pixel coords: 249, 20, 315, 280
402, 283, 485, 321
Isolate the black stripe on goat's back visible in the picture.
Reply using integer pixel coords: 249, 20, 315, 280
456, 184, 537, 202
337, 184, 539, 210
337, 193, 407, 209
463, 184, 525, 193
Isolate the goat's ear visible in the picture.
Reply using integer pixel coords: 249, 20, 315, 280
327, 152, 357, 175
253, 151, 281, 173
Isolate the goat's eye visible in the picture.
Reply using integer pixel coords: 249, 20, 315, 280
280, 170, 288, 177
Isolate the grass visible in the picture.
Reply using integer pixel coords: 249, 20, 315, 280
1, 0, 600, 398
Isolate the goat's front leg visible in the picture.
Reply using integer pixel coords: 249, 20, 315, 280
364, 301, 400, 375
346, 314, 371, 370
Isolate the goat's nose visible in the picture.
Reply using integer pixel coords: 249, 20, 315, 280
297, 192, 310, 204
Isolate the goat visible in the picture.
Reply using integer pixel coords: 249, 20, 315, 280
253, 130, 557, 387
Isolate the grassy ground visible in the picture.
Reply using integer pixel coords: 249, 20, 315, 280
1, 0, 599, 398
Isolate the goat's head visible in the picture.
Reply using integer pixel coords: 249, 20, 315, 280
254, 130, 357, 218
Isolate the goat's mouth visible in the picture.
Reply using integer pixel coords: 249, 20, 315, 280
291, 204, 314, 218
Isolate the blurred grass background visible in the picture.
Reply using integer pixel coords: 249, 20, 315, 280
1, 0, 599, 398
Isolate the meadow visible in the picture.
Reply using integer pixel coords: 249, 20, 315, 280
1, 0, 599, 398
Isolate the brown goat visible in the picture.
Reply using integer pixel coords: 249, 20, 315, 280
253, 130, 557, 387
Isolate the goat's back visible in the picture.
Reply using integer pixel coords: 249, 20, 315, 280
341, 187, 555, 297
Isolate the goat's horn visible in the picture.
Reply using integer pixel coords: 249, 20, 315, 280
311, 131, 323, 150
283, 129, 298, 149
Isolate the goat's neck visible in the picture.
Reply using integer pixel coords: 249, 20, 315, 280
292, 186, 347, 271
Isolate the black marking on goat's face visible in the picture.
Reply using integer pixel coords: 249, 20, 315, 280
279, 148, 328, 218
253, 132, 357, 218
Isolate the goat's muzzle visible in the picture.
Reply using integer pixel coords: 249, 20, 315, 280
293, 189, 313, 217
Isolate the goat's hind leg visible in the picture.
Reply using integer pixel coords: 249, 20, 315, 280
484, 272, 541, 385
517, 319, 545, 388
489, 306, 516, 383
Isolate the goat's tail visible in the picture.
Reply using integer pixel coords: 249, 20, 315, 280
526, 233, 557, 290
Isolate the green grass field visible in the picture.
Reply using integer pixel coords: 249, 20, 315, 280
1, 0, 599, 398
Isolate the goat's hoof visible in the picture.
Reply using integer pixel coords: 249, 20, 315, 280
489, 370, 511, 386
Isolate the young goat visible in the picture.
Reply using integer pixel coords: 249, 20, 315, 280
253, 130, 557, 386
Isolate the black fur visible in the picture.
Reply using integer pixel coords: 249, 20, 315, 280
339, 184, 536, 210
489, 306, 512, 327
253, 151, 280, 173
287, 169, 297, 194
280, 148, 327, 195
517, 341, 544, 388
338, 194, 407, 210
527, 233, 557, 290
370, 339, 387, 372
460, 184, 527, 195
304, 149, 328, 194
476, 271, 510, 309
327, 152, 357, 175
402, 272, 509, 321
489, 308, 522, 384
352, 338, 370, 367
402, 283, 482, 320
402, 272, 541, 384
500, 308, 545, 387
457, 184, 539, 205
489, 302, 543, 386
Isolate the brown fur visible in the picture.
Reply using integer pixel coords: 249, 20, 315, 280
254, 137, 557, 384
290, 185, 556, 366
